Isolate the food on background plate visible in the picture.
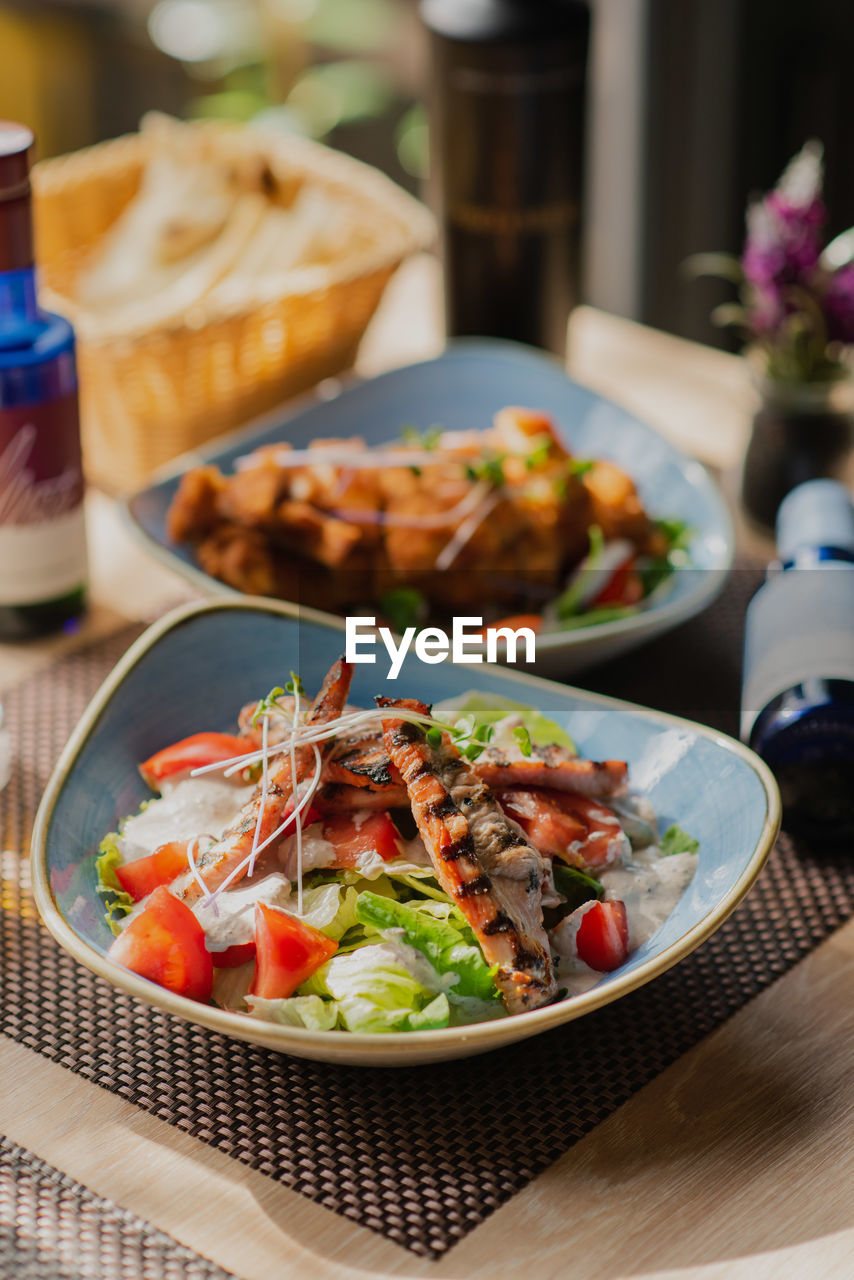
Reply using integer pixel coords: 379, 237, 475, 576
166, 405, 690, 634
96, 659, 699, 1032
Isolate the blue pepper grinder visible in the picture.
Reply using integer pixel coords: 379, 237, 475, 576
741, 479, 854, 845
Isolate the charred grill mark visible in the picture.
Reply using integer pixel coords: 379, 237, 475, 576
336, 750, 394, 786
456, 874, 492, 898
425, 794, 458, 820
439, 836, 474, 862
482, 911, 514, 935
403, 761, 433, 785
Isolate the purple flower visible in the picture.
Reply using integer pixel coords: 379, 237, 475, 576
824, 263, 854, 344
741, 142, 827, 335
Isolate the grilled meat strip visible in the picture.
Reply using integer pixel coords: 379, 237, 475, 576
314, 781, 410, 812
173, 657, 353, 902
473, 744, 627, 798
320, 728, 627, 801
379, 697, 557, 1014
325, 735, 403, 790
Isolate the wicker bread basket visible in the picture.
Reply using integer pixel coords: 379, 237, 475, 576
32, 122, 434, 492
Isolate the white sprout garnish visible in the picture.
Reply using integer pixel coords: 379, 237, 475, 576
190, 706, 443, 782
197, 742, 323, 914
434, 489, 501, 571
246, 711, 270, 880
186, 835, 215, 912
290, 677, 303, 916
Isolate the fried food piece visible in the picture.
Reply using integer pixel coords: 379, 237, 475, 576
166, 465, 226, 542
583, 460, 659, 551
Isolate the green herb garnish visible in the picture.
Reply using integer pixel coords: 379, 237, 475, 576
659, 824, 700, 856
513, 725, 533, 757
552, 863, 604, 913
379, 586, 426, 634
401, 425, 442, 450
524, 436, 553, 470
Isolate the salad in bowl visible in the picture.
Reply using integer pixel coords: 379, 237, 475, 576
97, 657, 699, 1032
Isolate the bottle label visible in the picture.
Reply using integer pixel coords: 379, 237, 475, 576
741, 566, 854, 740
0, 392, 87, 606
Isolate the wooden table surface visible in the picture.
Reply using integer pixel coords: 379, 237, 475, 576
2, 255, 850, 1280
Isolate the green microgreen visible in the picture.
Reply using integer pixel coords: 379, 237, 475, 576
464, 455, 506, 488
524, 436, 553, 470
513, 726, 533, 757
401, 425, 443, 450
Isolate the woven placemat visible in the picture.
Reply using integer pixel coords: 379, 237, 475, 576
0, 1137, 234, 1280
2, 571, 853, 1262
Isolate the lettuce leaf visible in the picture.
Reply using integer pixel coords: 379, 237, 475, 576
95, 834, 133, 936
245, 994, 339, 1030
354, 891, 499, 1002
660, 824, 700, 856
432, 691, 575, 752
295, 883, 360, 940
300, 940, 453, 1033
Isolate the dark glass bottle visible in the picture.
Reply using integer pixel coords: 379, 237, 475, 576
420, 0, 589, 358
0, 122, 87, 641
741, 480, 854, 845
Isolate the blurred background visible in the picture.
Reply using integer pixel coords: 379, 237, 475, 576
1, 0, 853, 350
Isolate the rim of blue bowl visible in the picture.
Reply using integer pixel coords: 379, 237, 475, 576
30, 597, 779, 1063
119, 339, 736, 656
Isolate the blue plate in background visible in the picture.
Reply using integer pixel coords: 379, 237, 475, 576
31, 599, 779, 1067
123, 340, 734, 677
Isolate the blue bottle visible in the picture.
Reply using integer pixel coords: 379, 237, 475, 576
741, 479, 854, 844
0, 122, 87, 640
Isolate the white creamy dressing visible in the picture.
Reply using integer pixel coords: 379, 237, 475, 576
600, 849, 697, 949
193, 872, 292, 951
119, 777, 254, 859
552, 846, 698, 995
277, 827, 337, 878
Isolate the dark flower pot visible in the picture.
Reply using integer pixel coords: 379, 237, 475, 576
740, 377, 854, 532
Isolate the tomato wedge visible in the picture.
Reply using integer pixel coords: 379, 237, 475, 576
211, 942, 256, 969
108, 886, 213, 1001
321, 811, 400, 868
250, 902, 337, 999
475, 614, 543, 638
282, 796, 322, 830
575, 900, 629, 972
139, 732, 250, 789
591, 559, 644, 608
114, 840, 190, 901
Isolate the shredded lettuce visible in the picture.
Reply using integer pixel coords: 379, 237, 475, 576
433, 691, 575, 753
660, 824, 700, 856
301, 940, 454, 1033
556, 604, 639, 630
95, 834, 133, 936
354, 891, 499, 1002
405, 992, 450, 1030
245, 994, 339, 1031
553, 524, 606, 619
448, 993, 507, 1025
294, 883, 360, 940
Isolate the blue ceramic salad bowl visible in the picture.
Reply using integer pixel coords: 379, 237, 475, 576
124, 340, 734, 677
31, 599, 780, 1066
